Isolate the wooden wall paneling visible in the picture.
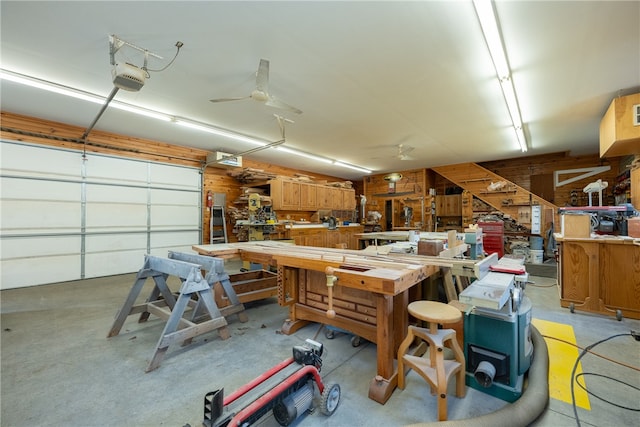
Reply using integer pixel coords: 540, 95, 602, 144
479, 152, 625, 207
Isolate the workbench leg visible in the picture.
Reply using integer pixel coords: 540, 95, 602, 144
368, 294, 397, 404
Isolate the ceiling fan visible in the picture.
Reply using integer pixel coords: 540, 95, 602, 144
396, 144, 415, 160
210, 59, 302, 114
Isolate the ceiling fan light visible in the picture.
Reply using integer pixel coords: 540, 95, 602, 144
384, 173, 403, 182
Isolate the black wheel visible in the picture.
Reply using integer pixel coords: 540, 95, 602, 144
569, 303, 575, 313
320, 383, 340, 416
324, 329, 335, 339
350, 336, 362, 347
616, 310, 623, 321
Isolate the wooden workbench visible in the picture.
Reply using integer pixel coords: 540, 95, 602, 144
192, 241, 450, 404
555, 234, 640, 320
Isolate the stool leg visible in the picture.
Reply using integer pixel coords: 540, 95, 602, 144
449, 333, 467, 398
397, 327, 416, 390
435, 344, 448, 421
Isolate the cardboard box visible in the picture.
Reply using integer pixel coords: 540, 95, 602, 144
561, 213, 592, 238
628, 217, 640, 238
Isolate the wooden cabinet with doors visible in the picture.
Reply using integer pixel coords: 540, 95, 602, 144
287, 225, 363, 249
342, 188, 357, 210
271, 178, 301, 210
435, 194, 462, 231
556, 235, 640, 320
300, 182, 317, 210
270, 177, 356, 211
289, 227, 326, 247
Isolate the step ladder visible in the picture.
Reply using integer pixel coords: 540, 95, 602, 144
210, 192, 228, 244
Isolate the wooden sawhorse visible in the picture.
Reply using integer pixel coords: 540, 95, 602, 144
107, 252, 248, 372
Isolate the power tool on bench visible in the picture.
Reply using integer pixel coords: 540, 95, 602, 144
203, 339, 341, 427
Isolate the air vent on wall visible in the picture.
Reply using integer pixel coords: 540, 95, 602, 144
634, 104, 640, 126
206, 151, 243, 168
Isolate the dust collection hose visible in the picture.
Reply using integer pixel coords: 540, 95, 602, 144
407, 325, 549, 427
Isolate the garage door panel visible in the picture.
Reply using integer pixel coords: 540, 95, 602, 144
84, 249, 145, 278
1, 255, 81, 289
85, 184, 147, 203
1, 177, 81, 201
149, 163, 200, 190
84, 155, 149, 185
84, 233, 147, 253
150, 231, 200, 249
150, 205, 199, 227
0, 142, 82, 179
1, 235, 80, 258
2, 200, 81, 231
85, 203, 148, 229
150, 188, 199, 205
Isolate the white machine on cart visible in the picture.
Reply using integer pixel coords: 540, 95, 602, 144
458, 256, 533, 402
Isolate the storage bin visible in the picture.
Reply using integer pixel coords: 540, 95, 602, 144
530, 236, 543, 250
529, 249, 544, 264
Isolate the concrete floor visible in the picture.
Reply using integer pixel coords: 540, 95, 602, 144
1, 260, 639, 427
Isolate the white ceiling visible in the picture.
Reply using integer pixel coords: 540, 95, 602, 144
1, 1, 638, 181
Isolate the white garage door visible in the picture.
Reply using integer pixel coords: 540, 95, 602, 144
0, 140, 202, 289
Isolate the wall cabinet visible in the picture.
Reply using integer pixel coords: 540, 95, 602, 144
270, 178, 355, 211
271, 179, 301, 210
435, 194, 462, 231
436, 194, 462, 216
300, 182, 317, 210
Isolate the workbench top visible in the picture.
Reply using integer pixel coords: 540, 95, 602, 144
554, 232, 640, 245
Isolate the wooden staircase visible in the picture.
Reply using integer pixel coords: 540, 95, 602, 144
431, 163, 559, 230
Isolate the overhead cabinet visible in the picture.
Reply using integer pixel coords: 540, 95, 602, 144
270, 178, 356, 211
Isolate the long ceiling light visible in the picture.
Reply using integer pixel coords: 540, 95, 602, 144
473, 0, 528, 152
276, 146, 372, 174
0, 68, 373, 173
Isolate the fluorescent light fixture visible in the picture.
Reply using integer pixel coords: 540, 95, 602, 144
473, 0, 509, 79
515, 126, 527, 152
174, 119, 266, 146
1, 68, 375, 172
333, 161, 372, 174
110, 102, 172, 122
1, 69, 104, 104
277, 147, 372, 173
473, 0, 528, 152
500, 77, 522, 128
276, 146, 333, 163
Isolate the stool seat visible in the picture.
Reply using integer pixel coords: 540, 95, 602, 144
408, 300, 462, 325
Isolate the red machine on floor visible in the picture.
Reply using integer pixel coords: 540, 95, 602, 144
203, 339, 341, 427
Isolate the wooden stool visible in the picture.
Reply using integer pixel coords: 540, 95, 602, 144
397, 301, 466, 421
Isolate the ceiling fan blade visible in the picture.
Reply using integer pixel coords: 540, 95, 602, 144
398, 144, 415, 154
399, 154, 414, 161
256, 59, 269, 93
209, 96, 250, 103
266, 96, 302, 114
